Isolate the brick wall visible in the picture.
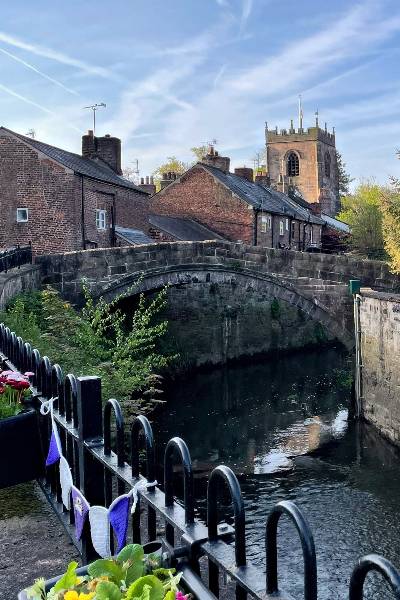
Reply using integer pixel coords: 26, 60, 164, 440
0, 133, 80, 254
0, 131, 150, 254
150, 167, 254, 243
82, 179, 150, 249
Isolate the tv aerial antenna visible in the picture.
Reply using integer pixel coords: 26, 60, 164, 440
83, 102, 106, 134
26, 129, 36, 139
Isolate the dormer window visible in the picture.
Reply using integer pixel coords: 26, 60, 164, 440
287, 152, 299, 177
325, 152, 331, 178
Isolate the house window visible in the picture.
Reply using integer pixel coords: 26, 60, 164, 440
291, 221, 296, 235
310, 227, 314, 243
325, 152, 331, 178
96, 209, 107, 230
285, 218, 289, 231
287, 152, 299, 177
16, 208, 28, 223
261, 215, 272, 233
279, 220, 284, 236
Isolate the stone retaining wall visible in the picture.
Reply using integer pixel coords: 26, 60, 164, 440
359, 289, 400, 445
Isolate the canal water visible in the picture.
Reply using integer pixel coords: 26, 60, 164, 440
153, 347, 400, 599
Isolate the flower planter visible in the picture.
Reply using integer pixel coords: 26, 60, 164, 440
0, 408, 44, 489
17, 542, 164, 600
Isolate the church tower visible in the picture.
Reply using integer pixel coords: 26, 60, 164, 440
265, 115, 339, 216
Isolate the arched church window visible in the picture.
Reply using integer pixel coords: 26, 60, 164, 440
287, 152, 299, 177
325, 152, 331, 178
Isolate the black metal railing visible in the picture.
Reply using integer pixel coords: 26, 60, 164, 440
1, 323, 400, 600
0, 244, 32, 273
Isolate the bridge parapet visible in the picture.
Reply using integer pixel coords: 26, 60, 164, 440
36, 240, 399, 295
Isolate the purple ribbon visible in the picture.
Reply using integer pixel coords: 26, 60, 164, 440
46, 420, 62, 466
108, 493, 131, 552
71, 486, 90, 540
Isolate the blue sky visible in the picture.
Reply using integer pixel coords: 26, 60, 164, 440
1, 0, 400, 185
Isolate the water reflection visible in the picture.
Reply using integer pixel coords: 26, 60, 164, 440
154, 348, 400, 599
157, 348, 351, 475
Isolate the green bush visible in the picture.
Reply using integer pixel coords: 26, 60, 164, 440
0, 284, 174, 414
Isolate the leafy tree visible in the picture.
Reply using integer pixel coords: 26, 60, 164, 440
152, 156, 188, 191
191, 145, 208, 161
0, 284, 174, 414
338, 182, 386, 259
381, 152, 400, 272
336, 150, 354, 198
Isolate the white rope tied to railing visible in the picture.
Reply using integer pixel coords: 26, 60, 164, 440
129, 478, 158, 514
39, 396, 58, 416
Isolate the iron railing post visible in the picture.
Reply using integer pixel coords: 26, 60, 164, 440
349, 554, 400, 599
77, 376, 104, 563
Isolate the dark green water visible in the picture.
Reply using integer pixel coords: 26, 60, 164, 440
153, 348, 400, 599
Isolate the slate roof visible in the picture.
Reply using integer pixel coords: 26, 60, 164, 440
115, 227, 154, 245
0, 127, 147, 193
321, 213, 351, 233
149, 215, 226, 241
199, 163, 324, 225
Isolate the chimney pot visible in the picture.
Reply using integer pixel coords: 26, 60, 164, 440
105, 134, 111, 138
146, 176, 149, 184
140, 177, 144, 185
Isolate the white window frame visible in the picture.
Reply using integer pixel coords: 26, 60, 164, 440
268, 215, 272, 229
261, 215, 271, 233
279, 220, 284, 236
96, 209, 107, 230
285, 218, 289, 231
16, 208, 29, 223
310, 226, 314, 243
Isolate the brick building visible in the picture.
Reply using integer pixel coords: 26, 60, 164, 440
0, 127, 150, 254
265, 117, 339, 216
149, 149, 324, 250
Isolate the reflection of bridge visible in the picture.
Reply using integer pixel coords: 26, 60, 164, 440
37, 241, 398, 350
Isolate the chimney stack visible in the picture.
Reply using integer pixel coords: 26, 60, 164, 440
234, 167, 254, 182
201, 147, 230, 173
137, 175, 156, 196
160, 171, 178, 190
82, 130, 122, 175
255, 172, 270, 187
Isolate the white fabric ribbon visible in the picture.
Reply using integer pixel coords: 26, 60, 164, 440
129, 479, 158, 515
89, 505, 111, 558
59, 455, 73, 510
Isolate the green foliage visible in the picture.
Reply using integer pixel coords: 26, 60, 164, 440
271, 298, 281, 320
152, 156, 188, 191
381, 165, 400, 273
190, 145, 208, 161
0, 284, 173, 410
95, 581, 123, 600
53, 562, 79, 592
126, 576, 164, 600
26, 544, 180, 600
314, 322, 327, 344
338, 182, 387, 259
336, 150, 354, 198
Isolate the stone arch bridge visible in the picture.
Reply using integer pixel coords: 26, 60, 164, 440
36, 241, 398, 356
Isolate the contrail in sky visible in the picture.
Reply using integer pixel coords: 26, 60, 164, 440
0, 47, 79, 95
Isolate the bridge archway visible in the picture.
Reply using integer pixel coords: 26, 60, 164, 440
94, 264, 353, 360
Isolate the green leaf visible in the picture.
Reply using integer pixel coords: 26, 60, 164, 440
125, 561, 145, 587
25, 578, 46, 599
151, 568, 176, 580
87, 559, 124, 584
126, 575, 165, 600
53, 561, 79, 592
163, 590, 175, 600
117, 544, 144, 565
94, 580, 122, 600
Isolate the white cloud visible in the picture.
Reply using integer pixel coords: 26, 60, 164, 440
0, 31, 114, 79
239, 0, 253, 35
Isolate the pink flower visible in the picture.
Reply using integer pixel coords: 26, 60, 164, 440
176, 592, 188, 600
24, 372, 35, 378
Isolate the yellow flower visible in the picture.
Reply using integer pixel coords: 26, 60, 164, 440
64, 592, 79, 600
78, 593, 95, 600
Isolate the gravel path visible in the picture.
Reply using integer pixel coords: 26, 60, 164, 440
0, 482, 80, 599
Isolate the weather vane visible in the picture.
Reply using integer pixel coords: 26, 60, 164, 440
83, 102, 106, 134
